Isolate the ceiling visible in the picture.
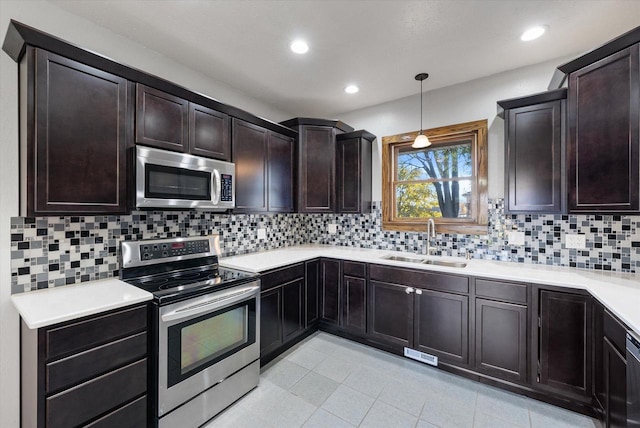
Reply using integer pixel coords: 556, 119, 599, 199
49, 0, 640, 118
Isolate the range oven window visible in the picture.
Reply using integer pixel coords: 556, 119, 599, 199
166, 299, 256, 387
145, 164, 211, 200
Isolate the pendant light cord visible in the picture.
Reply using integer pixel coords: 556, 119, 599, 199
420, 78, 423, 134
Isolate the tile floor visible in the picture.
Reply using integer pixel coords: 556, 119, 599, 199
205, 332, 597, 428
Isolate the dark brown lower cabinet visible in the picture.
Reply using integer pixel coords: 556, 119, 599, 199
342, 276, 366, 334
604, 337, 627, 427
305, 259, 320, 327
368, 280, 413, 348
282, 279, 305, 342
320, 259, 341, 325
475, 299, 528, 382
21, 304, 148, 428
415, 289, 468, 365
260, 287, 283, 357
537, 290, 592, 397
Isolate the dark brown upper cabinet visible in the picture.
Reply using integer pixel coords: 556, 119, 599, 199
232, 118, 268, 212
22, 47, 131, 216
336, 131, 374, 214
189, 103, 231, 161
565, 44, 639, 213
136, 84, 189, 152
281, 118, 373, 214
498, 89, 566, 214
136, 84, 233, 161
232, 118, 295, 213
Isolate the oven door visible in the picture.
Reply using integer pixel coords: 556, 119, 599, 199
136, 146, 235, 210
157, 281, 260, 416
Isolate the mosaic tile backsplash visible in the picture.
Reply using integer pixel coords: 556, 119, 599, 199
10, 199, 640, 293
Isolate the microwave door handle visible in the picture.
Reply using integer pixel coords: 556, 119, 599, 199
161, 285, 259, 323
211, 169, 221, 205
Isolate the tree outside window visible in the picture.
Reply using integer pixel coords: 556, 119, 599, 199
382, 120, 488, 235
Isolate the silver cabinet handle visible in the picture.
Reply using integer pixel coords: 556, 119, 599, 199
415, 289, 423, 295
405, 287, 415, 294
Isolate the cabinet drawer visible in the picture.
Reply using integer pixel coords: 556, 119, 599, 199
475, 279, 528, 305
46, 332, 147, 393
46, 358, 146, 428
45, 305, 147, 360
261, 263, 305, 291
603, 309, 627, 355
343, 261, 366, 278
84, 395, 147, 428
370, 264, 468, 294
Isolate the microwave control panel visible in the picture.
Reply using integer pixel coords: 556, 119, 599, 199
140, 239, 210, 260
220, 174, 233, 202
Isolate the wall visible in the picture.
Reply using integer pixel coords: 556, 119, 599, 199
333, 56, 573, 200
0, 1, 293, 426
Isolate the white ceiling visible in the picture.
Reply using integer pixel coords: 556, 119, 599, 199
49, 0, 640, 118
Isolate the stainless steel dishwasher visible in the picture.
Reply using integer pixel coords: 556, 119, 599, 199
628, 331, 640, 428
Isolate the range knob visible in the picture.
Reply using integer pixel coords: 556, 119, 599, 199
162, 251, 168, 257
143, 253, 151, 260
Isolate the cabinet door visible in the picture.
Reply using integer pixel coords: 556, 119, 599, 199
336, 137, 362, 213
267, 131, 296, 212
299, 126, 335, 212
320, 259, 341, 325
368, 280, 413, 349
475, 299, 528, 382
594, 300, 606, 410
260, 287, 282, 358
30, 48, 130, 215
282, 278, 305, 343
305, 260, 320, 326
538, 290, 592, 396
135, 84, 188, 152
604, 337, 627, 428
414, 289, 469, 365
342, 276, 366, 334
506, 100, 563, 213
188, 103, 230, 160
568, 44, 640, 212
232, 119, 268, 212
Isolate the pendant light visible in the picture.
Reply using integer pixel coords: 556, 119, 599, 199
412, 73, 431, 149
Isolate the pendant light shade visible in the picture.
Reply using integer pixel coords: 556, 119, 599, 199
412, 73, 431, 149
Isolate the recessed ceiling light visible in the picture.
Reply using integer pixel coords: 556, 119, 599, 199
345, 84, 359, 94
521, 26, 548, 42
290, 40, 309, 54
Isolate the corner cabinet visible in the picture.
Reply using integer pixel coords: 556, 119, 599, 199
21, 304, 148, 428
498, 89, 566, 214
22, 47, 131, 216
298, 125, 337, 213
564, 43, 640, 213
232, 118, 296, 213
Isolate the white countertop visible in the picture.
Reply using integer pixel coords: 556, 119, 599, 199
12, 278, 153, 329
220, 244, 640, 336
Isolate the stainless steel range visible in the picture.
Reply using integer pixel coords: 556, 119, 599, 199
120, 234, 260, 428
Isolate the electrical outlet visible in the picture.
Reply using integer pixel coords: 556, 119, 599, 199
328, 224, 337, 234
257, 228, 266, 240
507, 231, 525, 246
565, 234, 586, 249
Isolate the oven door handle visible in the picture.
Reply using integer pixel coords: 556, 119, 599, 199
161, 285, 259, 323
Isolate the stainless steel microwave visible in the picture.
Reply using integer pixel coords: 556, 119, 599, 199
136, 146, 235, 210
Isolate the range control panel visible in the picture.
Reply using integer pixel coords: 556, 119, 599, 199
140, 239, 210, 261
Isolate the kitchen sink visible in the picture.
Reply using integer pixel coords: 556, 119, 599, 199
381, 254, 467, 268
381, 255, 426, 263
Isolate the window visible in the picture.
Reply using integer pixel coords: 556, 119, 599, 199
382, 119, 488, 234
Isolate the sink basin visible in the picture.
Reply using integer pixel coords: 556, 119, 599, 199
381, 254, 467, 268
422, 259, 467, 268
381, 255, 426, 263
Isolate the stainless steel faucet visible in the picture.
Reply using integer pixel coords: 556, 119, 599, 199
425, 218, 436, 255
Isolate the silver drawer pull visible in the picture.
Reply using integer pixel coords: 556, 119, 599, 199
405, 287, 415, 294
415, 289, 423, 295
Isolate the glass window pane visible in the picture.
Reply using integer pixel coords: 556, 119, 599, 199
397, 141, 472, 181
396, 179, 473, 219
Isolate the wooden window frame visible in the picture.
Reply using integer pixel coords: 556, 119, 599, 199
381, 119, 488, 235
